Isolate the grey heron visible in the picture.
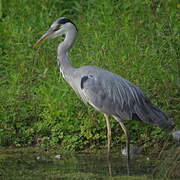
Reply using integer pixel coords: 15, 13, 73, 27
35, 17, 174, 160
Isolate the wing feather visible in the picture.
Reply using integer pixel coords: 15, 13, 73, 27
72, 66, 173, 129
79, 67, 143, 120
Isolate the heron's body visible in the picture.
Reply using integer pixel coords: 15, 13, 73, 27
62, 64, 170, 128
35, 17, 174, 160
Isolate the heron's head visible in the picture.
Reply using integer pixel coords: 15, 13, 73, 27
34, 17, 77, 47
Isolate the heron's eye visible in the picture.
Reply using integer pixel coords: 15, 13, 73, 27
54, 25, 61, 31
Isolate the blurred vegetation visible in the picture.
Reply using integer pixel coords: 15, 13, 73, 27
0, 0, 179, 152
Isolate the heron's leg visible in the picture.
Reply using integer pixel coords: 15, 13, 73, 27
119, 122, 130, 162
104, 114, 111, 153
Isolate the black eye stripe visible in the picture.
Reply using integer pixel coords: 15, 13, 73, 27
57, 18, 72, 24
56, 17, 78, 31
54, 25, 61, 31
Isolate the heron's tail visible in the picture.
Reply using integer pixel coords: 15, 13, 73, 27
134, 99, 174, 130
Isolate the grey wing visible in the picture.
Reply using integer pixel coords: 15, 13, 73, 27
79, 69, 173, 129
79, 70, 142, 120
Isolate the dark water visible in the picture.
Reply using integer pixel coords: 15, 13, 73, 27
0, 148, 179, 179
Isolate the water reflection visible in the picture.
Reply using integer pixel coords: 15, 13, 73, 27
0, 148, 178, 179
106, 151, 129, 177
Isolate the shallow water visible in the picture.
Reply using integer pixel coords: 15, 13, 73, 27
0, 148, 178, 179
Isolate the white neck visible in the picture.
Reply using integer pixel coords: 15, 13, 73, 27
57, 27, 77, 79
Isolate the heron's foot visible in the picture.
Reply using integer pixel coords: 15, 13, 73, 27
122, 146, 142, 156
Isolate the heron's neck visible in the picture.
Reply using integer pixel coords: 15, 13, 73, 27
57, 29, 76, 76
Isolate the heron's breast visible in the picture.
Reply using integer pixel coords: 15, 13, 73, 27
60, 67, 65, 78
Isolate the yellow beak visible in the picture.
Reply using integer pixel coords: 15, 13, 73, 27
34, 28, 54, 48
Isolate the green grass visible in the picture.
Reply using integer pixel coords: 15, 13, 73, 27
0, 0, 179, 152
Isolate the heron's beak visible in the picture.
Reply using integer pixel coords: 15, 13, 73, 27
34, 28, 54, 48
